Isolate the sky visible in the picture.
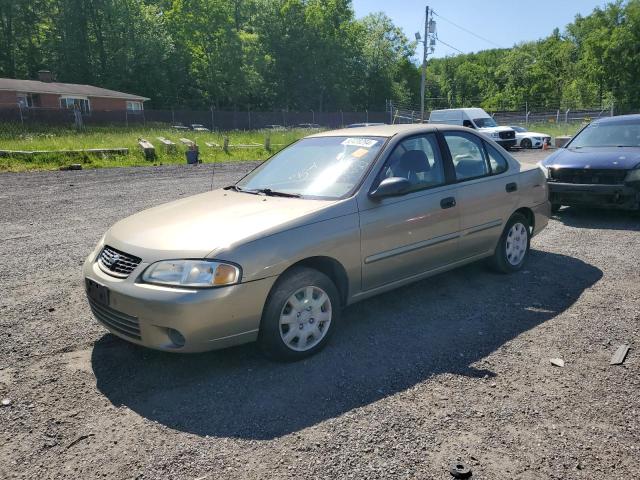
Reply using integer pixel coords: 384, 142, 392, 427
352, 0, 609, 60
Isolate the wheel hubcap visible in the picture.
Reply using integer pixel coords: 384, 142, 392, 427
505, 222, 528, 266
279, 286, 332, 352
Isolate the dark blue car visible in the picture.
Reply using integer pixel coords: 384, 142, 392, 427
541, 114, 640, 212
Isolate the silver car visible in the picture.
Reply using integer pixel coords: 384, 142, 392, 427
83, 124, 550, 360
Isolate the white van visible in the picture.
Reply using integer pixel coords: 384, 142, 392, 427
429, 108, 516, 149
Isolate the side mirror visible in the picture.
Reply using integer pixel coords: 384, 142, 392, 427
369, 177, 411, 199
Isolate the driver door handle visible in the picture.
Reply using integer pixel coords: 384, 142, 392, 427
440, 197, 456, 209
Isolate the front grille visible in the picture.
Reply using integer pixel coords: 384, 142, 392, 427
88, 297, 141, 340
549, 168, 627, 185
499, 130, 515, 140
98, 245, 141, 278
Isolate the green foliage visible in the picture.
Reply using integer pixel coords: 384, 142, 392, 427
1, 1, 640, 113
425, 0, 640, 113
0, 125, 311, 172
0, 0, 417, 111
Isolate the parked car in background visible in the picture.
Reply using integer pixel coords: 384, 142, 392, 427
297, 123, 321, 129
84, 124, 549, 360
429, 108, 517, 149
265, 124, 286, 131
190, 124, 210, 132
510, 126, 552, 149
540, 114, 640, 212
171, 123, 189, 131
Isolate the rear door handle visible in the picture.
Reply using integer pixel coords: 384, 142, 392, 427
506, 182, 518, 193
440, 197, 456, 209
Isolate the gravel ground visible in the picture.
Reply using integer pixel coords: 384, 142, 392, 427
1, 150, 639, 479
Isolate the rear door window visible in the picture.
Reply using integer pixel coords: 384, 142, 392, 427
442, 132, 490, 181
484, 142, 509, 174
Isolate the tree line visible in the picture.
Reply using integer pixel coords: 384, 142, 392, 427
0, 0, 638, 113
425, 0, 640, 113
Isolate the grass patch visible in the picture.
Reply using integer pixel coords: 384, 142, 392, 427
0, 121, 586, 173
0, 125, 312, 172
511, 121, 583, 138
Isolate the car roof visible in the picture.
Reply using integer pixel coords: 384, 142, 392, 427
593, 114, 640, 125
308, 123, 468, 138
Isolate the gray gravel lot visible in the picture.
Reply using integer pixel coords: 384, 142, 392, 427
1, 150, 639, 479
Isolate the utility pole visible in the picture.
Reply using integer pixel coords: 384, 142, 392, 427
418, 6, 436, 122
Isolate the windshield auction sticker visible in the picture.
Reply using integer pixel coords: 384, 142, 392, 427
341, 138, 378, 148
351, 148, 370, 158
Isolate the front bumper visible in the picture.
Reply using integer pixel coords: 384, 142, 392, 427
83, 253, 277, 352
548, 182, 640, 210
496, 139, 517, 149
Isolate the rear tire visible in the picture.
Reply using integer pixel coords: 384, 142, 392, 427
489, 213, 531, 273
258, 267, 340, 361
520, 138, 532, 149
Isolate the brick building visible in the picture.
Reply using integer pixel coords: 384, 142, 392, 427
0, 71, 149, 113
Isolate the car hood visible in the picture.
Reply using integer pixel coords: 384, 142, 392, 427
478, 126, 513, 133
542, 147, 640, 170
104, 189, 347, 262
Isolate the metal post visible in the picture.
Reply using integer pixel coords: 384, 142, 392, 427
565, 109, 570, 124
211, 106, 215, 130
341, 110, 344, 127
556, 109, 560, 124
366, 109, 369, 123
420, 6, 429, 123
610, 101, 614, 117
389, 100, 393, 124
525, 102, 528, 126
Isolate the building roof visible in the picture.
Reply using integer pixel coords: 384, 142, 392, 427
0, 78, 149, 101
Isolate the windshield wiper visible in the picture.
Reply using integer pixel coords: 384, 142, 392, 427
224, 185, 301, 198
253, 188, 301, 198
223, 185, 255, 194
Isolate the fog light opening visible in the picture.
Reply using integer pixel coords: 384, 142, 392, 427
167, 328, 186, 348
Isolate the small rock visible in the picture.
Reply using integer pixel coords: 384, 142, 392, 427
1, 398, 11, 407
550, 358, 565, 367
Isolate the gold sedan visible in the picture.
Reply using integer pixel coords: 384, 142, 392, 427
83, 124, 550, 360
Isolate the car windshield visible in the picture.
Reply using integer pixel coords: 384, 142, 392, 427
236, 136, 385, 199
569, 121, 640, 148
511, 126, 526, 133
473, 117, 497, 128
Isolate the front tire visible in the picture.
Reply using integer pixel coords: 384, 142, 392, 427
490, 213, 531, 273
258, 267, 340, 361
520, 138, 532, 149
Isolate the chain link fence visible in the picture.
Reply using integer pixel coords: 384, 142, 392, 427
0, 106, 387, 130
387, 100, 615, 127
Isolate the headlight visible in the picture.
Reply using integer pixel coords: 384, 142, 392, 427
534, 137, 542, 142
142, 260, 241, 287
625, 167, 640, 183
491, 132, 500, 138
537, 162, 549, 179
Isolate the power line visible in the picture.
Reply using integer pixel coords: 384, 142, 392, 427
432, 11, 503, 49
435, 36, 465, 54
